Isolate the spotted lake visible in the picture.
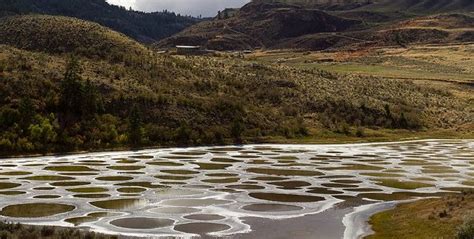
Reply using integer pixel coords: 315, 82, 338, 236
0, 140, 472, 238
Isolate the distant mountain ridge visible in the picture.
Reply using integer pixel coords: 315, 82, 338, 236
0, 0, 200, 43
254, 0, 373, 10
157, 0, 474, 50
258, 0, 474, 12
157, 1, 361, 50
359, 0, 474, 13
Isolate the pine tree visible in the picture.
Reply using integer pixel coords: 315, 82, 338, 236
19, 97, 35, 128
128, 104, 143, 146
82, 79, 103, 117
231, 117, 244, 144
59, 56, 84, 127
399, 112, 409, 129
176, 124, 192, 146
59, 57, 102, 126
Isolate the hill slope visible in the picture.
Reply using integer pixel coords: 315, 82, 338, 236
261, 0, 474, 13
0, 15, 150, 64
158, 0, 474, 51
360, 0, 474, 14
0, 13, 472, 156
157, 1, 360, 50
0, 0, 199, 43
276, 12, 474, 50
255, 0, 373, 10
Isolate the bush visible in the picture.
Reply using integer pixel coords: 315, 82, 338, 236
0, 107, 20, 129
0, 138, 13, 152
0, 221, 117, 239
336, 122, 351, 135
144, 124, 173, 144
356, 127, 365, 137
457, 214, 474, 239
175, 124, 192, 146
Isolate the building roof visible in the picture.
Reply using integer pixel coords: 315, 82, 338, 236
176, 45, 201, 49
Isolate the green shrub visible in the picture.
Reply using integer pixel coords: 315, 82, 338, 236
0, 138, 13, 152
457, 214, 474, 239
0, 221, 117, 238
356, 127, 365, 137
0, 107, 20, 129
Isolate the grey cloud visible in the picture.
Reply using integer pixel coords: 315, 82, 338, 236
134, 0, 251, 17
107, 0, 136, 9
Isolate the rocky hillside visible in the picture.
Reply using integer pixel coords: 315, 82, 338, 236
276, 12, 474, 50
359, 0, 474, 13
157, 1, 361, 50
254, 0, 373, 10
260, 0, 474, 12
158, 0, 474, 51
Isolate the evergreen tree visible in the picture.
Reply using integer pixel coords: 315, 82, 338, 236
399, 112, 408, 129
59, 57, 102, 126
59, 56, 84, 126
176, 123, 192, 146
128, 104, 143, 146
384, 104, 391, 118
18, 97, 35, 128
82, 79, 103, 117
231, 117, 244, 144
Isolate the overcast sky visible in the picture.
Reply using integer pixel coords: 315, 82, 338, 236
107, 0, 251, 17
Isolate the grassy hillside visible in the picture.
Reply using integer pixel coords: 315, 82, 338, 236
0, 14, 472, 155
0, 0, 199, 43
0, 15, 150, 64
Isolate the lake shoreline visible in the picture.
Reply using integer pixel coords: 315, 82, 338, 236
1, 129, 473, 158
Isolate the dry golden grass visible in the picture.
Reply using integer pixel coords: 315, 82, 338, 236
250, 43, 474, 82
0, 15, 150, 64
368, 191, 474, 239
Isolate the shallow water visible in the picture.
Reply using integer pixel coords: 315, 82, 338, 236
0, 140, 472, 238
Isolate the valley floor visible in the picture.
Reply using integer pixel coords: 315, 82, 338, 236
249, 43, 474, 84
245, 43, 474, 146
